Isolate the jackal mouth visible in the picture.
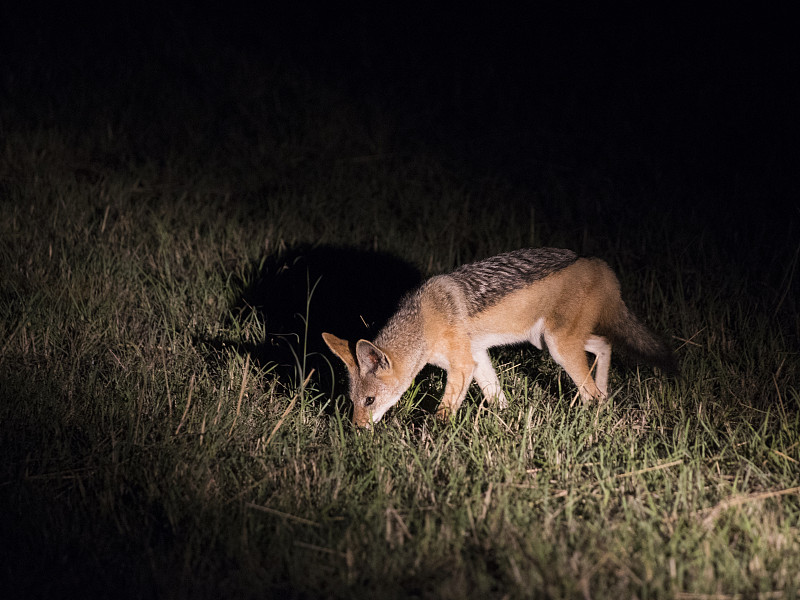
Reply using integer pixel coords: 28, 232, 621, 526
352, 415, 372, 428
352, 406, 374, 428
352, 400, 394, 427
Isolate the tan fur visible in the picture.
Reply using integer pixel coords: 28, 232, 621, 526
323, 251, 675, 427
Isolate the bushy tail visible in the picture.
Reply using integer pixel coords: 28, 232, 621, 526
604, 304, 679, 375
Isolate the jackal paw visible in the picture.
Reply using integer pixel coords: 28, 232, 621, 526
435, 405, 454, 421
495, 391, 509, 410
578, 387, 607, 406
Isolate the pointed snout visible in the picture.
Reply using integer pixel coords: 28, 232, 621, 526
352, 407, 372, 428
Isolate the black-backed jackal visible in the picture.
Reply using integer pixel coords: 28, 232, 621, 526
323, 248, 677, 427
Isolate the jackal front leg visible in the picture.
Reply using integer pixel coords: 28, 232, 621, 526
436, 358, 475, 421
472, 349, 508, 409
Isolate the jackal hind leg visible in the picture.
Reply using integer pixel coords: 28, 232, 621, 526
544, 332, 603, 403
472, 349, 507, 409
436, 356, 475, 421
583, 335, 611, 399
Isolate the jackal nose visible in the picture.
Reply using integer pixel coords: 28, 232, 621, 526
352, 411, 371, 428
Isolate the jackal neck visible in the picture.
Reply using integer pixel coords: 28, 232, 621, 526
373, 288, 427, 380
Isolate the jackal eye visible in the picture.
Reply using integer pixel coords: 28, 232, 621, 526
364, 396, 375, 407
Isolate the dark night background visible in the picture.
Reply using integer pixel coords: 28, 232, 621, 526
2, 1, 796, 224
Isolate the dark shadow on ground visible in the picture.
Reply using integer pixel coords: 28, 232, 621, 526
201, 245, 422, 407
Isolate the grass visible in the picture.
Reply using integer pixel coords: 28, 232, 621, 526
2, 21, 800, 600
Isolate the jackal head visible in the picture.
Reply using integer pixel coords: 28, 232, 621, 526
322, 332, 405, 427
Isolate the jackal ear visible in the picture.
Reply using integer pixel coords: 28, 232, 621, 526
321, 332, 357, 370
355, 339, 391, 376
